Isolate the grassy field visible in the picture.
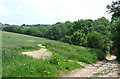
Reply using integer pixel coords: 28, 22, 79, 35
2, 31, 105, 77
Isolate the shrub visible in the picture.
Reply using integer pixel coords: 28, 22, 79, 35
86, 31, 105, 51
70, 30, 86, 46
112, 19, 120, 61
60, 35, 71, 44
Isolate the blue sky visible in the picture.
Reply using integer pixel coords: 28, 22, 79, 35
0, 0, 113, 25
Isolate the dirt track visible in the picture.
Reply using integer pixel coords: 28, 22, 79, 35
22, 44, 52, 59
64, 55, 120, 77
21, 44, 120, 77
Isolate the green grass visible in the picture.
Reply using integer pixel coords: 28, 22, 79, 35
2, 31, 105, 77
92, 70, 107, 77
42, 42, 105, 64
2, 31, 84, 77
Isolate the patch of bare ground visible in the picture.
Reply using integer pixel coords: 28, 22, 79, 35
22, 44, 52, 59
63, 55, 120, 77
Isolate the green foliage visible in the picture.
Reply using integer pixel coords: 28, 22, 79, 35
86, 31, 105, 51
42, 42, 105, 64
3, 17, 111, 52
2, 17, 111, 61
2, 31, 84, 77
112, 19, 120, 61
2, 51, 60, 77
107, 0, 120, 18
72, 19, 93, 34
93, 17, 110, 26
70, 30, 86, 46
48, 54, 84, 71
107, 0, 120, 61
60, 35, 71, 43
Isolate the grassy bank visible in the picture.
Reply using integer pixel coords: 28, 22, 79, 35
42, 42, 105, 64
2, 31, 105, 77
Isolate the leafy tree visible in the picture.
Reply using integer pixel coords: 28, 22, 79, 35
107, 0, 120, 61
60, 35, 71, 44
83, 19, 94, 34
64, 21, 74, 35
72, 19, 94, 35
72, 19, 84, 33
107, 0, 120, 18
112, 19, 120, 60
47, 22, 68, 40
24, 27, 40, 36
93, 17, 110, 26
38, 26, 48, 37
70, 30, 86, 46
86, 31, 105, 51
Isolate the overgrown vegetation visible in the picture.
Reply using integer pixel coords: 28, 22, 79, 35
3, 31, 103, 77
1, 0, 120, 77
86, 31, 105, 52
42, 42, 105, 64
107, 0, 120, 61
2, 17, 112, 53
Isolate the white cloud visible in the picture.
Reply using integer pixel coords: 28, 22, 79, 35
23, 0, 112, 21
0, 0, 114, 24
18, 5, 23, 9
0, 3, 12, 15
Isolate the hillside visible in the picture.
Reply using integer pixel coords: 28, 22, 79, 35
2, 31, 105, 77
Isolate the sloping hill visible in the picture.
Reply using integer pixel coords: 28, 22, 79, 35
2, 31, 105, 77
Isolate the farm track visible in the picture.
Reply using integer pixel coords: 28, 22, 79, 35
22, 44, 52, 59
64, 55, 120, 77
21, 44, 120, 77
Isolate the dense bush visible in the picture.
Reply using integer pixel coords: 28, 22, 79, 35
60, 35, 71, 43
70, 30, 86, 46
112, 19, 120, 61
86, 31, 105, 51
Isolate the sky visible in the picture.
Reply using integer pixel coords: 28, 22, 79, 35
0, 0, 113, 25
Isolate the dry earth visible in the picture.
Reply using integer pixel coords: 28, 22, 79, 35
22, 44, 52, 59
64, 55, 120, 77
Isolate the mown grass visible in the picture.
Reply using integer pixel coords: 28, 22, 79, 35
2, 31, 85, 77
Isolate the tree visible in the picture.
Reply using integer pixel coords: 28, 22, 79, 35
86, 31, 105, 51
70, 30, 86, 46
60, 35, 71, 44
107, 0, 120, 18
112, 19, 120, 60
107, 0, 120, 61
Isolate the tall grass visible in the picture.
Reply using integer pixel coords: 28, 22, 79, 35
2, 31, 84, 77
42, 42, 105, 64
2, 31, 105, 77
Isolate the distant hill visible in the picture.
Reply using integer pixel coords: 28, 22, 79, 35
21, 24, 52, 27
0, 22, 52, 27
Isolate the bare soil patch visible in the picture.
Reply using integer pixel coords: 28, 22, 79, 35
22, 44, 52, 59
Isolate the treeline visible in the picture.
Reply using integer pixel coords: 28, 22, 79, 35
1, 23, 51, 27
106, 0, 120, 61
2, 17, 112, 53
21, 24, 51, 27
